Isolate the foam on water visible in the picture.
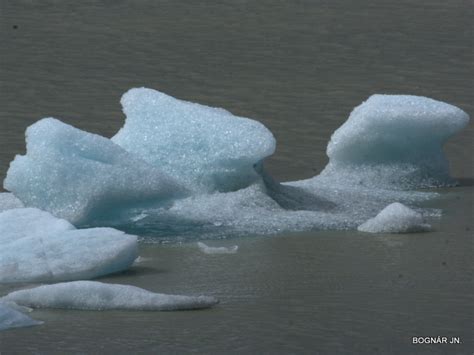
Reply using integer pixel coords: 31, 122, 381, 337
2, 281, 219, 311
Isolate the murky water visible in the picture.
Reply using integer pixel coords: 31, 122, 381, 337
0, 0, 472, 353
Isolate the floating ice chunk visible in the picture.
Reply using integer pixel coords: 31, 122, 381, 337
0, 302, 42, 331
112, 88, 276, 192
357, 202, 431, 233
0, 208, 138, 283
0, 193, 24, 213
197, 242, 238, 254
0, 207, 74, 245
315, 95, 470, 189
2, 281, 219, 311
4, 118, 185, 225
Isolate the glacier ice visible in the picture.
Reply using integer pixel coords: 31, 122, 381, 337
0, 193, 24, 213
197, 242, 238, 254
0, 302, 43, 331
357, 202, 431, 233
1, 90, 469, 240
311, 95, 469, 189
2, 281, 219, 311
4, 118, 185, 225
0, 208, 138, 283
112, 88, 276, 192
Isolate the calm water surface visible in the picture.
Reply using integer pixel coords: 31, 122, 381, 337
0, 0, 472, 354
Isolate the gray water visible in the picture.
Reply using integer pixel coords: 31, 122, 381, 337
0, 0, 472, 354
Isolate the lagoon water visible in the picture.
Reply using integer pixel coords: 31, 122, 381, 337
0, 0, 472, 353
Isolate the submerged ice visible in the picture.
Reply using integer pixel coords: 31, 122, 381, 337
0, 302, 42, 331
1, 89, 469, 240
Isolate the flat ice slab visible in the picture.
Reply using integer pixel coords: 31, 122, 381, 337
2, 281, 219, 311
0, 302, 42, 331
197, 242, 238, 254
0, 208, 138, 283
357, 202, 431, 233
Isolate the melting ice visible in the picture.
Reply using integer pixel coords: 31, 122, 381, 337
1, 89, 470, 242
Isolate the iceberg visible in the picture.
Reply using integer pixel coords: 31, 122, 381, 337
0, 302, 43, 331
197, 242, 238, 254
308, 95, 469, 189
2, 281, 219, 311
1, 90, 468, 240
0, 193, 24, 213
4, 118, 185, 225
112, 88, 276, 192
0, 208, 138, 283
357, 202, 431, 233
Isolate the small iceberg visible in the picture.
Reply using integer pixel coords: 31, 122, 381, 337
0, 208, 138, 283
357, 202, 431, 233
112, 88, 276, 193
4, 117, 185, 225
312, 94, 469, 189
197, 242, 239, 254
1, 281, 219, 311
0, 302, 43, 331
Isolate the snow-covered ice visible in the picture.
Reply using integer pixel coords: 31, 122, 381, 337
2, 281, 219, 311
0, 302, 43, 331
0, 208, 138, 283
357, 202, 431, 233
197, 242, 238, 254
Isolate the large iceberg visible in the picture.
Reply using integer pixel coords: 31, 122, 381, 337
112, 88, 276, 192
1, 90, 469, 240
0, 302, 42, 331
2, 281, 219, 311
308, 95, 469, 189
0, 208, 138, 283
4, 118, 185, 225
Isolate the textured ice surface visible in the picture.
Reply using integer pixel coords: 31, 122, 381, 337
197, 242, 238, 254
2, 281, 219, 311
0, 208, 138, 283
4, 118, 184, 225
313, 95, 469, 189
2, 91, 468, 240
0, 193, 24, 213
358, 202, 431, 233
112, 88, 276, 192
0, 302, 42, 331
